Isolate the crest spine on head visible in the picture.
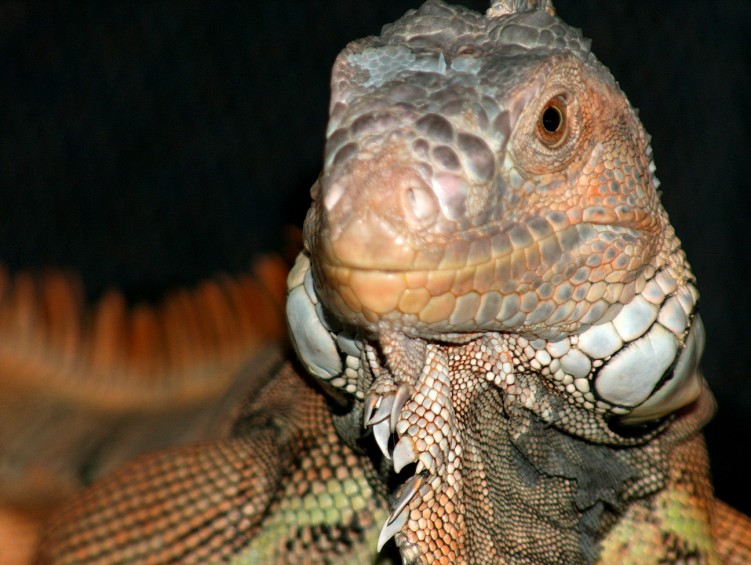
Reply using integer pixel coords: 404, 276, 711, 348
487, 0, 555, 17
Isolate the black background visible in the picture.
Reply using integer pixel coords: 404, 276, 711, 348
1, 1, 749, 513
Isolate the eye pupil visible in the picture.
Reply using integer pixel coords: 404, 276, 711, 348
536, 97, 568, 146
542, 106, 562, 133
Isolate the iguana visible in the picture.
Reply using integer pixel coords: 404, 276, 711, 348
29, 0, 751, 563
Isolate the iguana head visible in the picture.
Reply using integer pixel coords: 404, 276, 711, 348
305, 0, 666, 343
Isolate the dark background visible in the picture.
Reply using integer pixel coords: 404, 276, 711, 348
1, 1, 749, 513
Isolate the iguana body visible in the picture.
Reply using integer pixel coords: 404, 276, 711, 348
26, 1, 751, 563
0, 258, 289, 564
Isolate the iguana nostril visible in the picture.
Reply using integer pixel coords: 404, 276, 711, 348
402, 181, 439, 227
323, 179, 345, 212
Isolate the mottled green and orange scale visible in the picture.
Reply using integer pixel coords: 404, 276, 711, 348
35, 363, 387, 564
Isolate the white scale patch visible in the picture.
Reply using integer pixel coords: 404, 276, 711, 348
286, 255, 343, 380
545, 338, 571, 358
623, 316, 705, 423
336, 332, 363, 358
611, 295, 658, 342
655, 269, 678, 294
595, 323, 678, 407
640, 277, 665, 305
559, 348, 591, 379
558, 272, 701, 416
576, 321, 622, 359
657, 294, 688, 334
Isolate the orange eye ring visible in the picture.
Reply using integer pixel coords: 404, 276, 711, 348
536, 96, 568, 146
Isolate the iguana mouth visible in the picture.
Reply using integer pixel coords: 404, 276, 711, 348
311, 220, 652, 340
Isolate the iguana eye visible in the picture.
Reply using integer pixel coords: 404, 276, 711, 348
536, 96, 567, 146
